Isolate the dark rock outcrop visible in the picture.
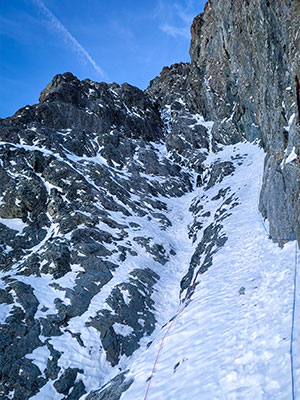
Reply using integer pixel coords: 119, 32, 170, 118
85, 371, 133, 400
151, 0, 299, 240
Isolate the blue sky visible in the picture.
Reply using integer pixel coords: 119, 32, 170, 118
0, 0, 206, 118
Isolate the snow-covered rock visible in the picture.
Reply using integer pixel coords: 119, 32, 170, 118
0, 1, 299, 399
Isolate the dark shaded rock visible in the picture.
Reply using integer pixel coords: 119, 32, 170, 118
8, 281, 39, 320
37, 72, 163, 142
204, 161, 235, 190
54, 368, 83, 395
1, 2, 298, 397
0, 43, 192, 400
41, 238, 71, 279
0, 289, 13, 305
44, 342, 61, 381
188, 0, 300, 239
87, 268, 159, 366
64, 380, 86, 400
239, 287, 246, 295
147, 0, 300, 239
0, 357, 46, 400
0, 320, 44, 400
85, 371, 133, 400
133, 236, 169, 265
181, 187, 239, 297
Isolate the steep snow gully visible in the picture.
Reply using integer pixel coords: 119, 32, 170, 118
117, 143, 299, 400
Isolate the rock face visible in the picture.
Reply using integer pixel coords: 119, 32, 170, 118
0, 1, 299, 399
188, 0, 300, 240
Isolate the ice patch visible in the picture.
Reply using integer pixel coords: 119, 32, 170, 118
0, 303, 12, 323
120, 288, 131, 306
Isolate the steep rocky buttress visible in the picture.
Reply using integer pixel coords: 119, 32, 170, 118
0, 1, 299, 399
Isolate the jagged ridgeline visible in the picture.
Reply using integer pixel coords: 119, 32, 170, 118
0, 0, 299, 399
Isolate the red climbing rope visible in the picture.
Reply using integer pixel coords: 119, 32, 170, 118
143, 271, 200, 400
143, 303, 184, 400
145, 213, 299, 399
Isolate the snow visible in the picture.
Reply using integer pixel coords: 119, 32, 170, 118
286, 147, 297, 164
26, 346, 51, 377
109, 88, 118, 97
42, 180, 63, 195
0, 217, 27, 232
30, 381, 63, 400
0, 303, 12, 323
66, 152, 108, 167
17, 273, 70, 318
284, 113, 296, 133
113, 323, 134, 337
47, 327, 113, 397
120, 288, 131, 306
119, 143, 299, 400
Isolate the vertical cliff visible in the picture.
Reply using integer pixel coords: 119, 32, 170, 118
190, 0, 300, 240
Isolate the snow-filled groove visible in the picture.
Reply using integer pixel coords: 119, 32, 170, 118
143, 240, 213, 400
120, 143, 298, 400
143, 300, 187, 400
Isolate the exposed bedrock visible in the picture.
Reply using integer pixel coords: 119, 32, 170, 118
149, 0, 300, 240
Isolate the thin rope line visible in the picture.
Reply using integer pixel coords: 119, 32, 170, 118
145, 211, 298, 399
259, 212, 269, 236
259, 212, 297, 241
143, 292, 192, 400
290, 241, 297, 400
143, 268, 201, 400
259, 210, 298, 400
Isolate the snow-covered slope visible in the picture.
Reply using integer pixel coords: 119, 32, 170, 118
117, 143, 299, 400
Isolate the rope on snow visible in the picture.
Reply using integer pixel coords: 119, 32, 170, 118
259, 213, 298, 400
290, 241, 298, 400
144, 213, 299, 399
143, 258, 203, 400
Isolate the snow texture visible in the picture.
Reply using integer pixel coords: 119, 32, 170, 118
118, 143, 300, 400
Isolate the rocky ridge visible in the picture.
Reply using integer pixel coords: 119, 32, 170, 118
0, 0, 299, 399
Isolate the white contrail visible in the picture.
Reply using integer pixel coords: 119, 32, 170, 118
33, 0, 105, 78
